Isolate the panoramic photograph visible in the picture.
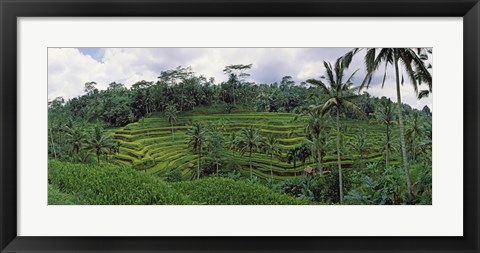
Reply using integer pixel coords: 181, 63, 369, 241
48, 48, 432, 205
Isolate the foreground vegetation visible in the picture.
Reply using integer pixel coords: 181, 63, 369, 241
48, 48, 432, 205
48, 160, 311, 205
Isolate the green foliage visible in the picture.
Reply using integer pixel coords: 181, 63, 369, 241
276, 172, 349, 204
49, 160, 310, 205
48, 160, 190, 205
48, 58, 432, 205
343, 163, 419, 205
164, 169, 183, 182
48, 184, 84, 205
345, 163, 432, 205
187, 123, 207, 179
85, 126, 116, 164
172, 177, 311, 205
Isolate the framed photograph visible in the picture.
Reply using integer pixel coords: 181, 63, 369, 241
1, 0, 479, 252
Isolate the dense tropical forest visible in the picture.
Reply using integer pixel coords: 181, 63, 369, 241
48, 48, 432, 205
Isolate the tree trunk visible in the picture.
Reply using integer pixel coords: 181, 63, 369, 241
249, 149, 253, 178
413, 141, 416, 161
317, 150, 323, 176
294, 160, 297, 177
233, 87, 236, 105
197, 146, 201, 179
49, 128, 57, 159
394, 51, 413, 200
171, 123, 174, 142
386, 125, 390, 169
216, 162, 219, 175
97, 150, 100, 164
336, 106, 344, 205
270, 154, 273, 179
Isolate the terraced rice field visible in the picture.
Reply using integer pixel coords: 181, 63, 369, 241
111, 112, 397, 180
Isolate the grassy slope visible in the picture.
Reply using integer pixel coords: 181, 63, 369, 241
48, 160, 311, 205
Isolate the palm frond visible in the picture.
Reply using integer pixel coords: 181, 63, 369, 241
381, 60, 388, 88
418, 90, 430, 99
405, 48, 432, 91
321, 98, 337, 116
345, 69, 360, 85
399, 51, 419, 94
306, 78, 329, 94
323, 61, 335, 86
342, 50, 354, 69
342, 100, 365, 116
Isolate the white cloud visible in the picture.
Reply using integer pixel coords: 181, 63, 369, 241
48, 47, 433, 110
48, 48, 103, 100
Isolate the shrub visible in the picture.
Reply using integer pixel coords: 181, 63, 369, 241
278, 174, 340, 204
48, 160, 190, 205
172, 177, 312, 205
344, 163, 406, 205
48, 184, 85, 205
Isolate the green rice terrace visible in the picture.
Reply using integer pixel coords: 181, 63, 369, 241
48, 49, 432, 205
110, 112, 396, 180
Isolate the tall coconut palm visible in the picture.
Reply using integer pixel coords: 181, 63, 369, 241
164, 104, 178, 142
187, 123, 207, 179
375, 98, 396, 169
307, 134, 327, 176
263, 135, 280, 179
287, 147, 300, 177
86, 126, 113, 165
406, 112, 424, 161
238, 126, 262, 178
304, 108, 328, 175
298, 143, 311, 173
206, 129, 225, 175
306, 56, 362, 204
65, 126, 85, 155
228, 132, 238, 157
350, 48, 432, 199
348, 129, 369, 169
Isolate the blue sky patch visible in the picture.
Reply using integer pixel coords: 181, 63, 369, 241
78, 48, 104, 62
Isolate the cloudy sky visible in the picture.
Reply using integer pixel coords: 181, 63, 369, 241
48, 48, 432, 110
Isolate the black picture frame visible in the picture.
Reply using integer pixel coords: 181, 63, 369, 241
1, 0, 479, 252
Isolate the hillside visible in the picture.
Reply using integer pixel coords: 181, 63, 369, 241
110, 111, 398, 180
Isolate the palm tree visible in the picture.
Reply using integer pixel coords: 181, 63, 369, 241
238, 126, 262, 178
351, 48, 432, 199
207, 130, 225, 175
348, 129, 369, 169
65, 126, 85, 156
307, 134, 327, 176
263, 135, 280, 179
164, 104, 178, 142
406, 112, 424, 161
228, 132, 238, 157
298, 143, 311, 173
375, 98, 396, 169
304, 108, 328, 175
287, 147, 300, 177
306, 55, 362, 204
187, 123, 207, 179
86, 126, 113, 164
